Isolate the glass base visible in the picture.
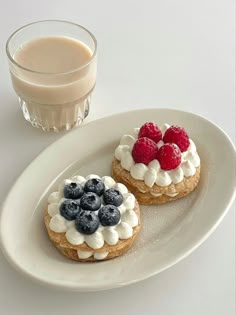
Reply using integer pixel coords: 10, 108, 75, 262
19, 95, 91, 132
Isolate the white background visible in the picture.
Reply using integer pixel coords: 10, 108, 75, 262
0, 1, 235, 314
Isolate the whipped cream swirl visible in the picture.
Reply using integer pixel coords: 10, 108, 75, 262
114, 123, 200, 188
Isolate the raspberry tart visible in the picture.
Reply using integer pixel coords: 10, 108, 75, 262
44, 174, 141, 262
112, 122, 201, 205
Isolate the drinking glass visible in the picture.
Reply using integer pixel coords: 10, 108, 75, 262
6, 20, 97, 131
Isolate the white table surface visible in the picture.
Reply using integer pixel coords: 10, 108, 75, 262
0, 0, 235, 314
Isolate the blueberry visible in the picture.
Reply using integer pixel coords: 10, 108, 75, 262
64, 182, 84, 199
80, 192, 101, 211
75, 211, 99, 235
98, 205, 121, 226
103, 188, 123, 206
84, 178, 105, 196
60, 199, 80, 220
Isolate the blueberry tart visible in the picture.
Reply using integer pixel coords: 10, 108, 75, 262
44, 174, 141, 262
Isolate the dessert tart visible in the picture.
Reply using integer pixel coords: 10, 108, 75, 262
112, 122, 200, 205
44, 175, 141, 261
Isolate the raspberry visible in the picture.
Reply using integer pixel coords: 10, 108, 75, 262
132, 137, 158, 165
157, 143, 181, 170
163, 125, 190, 152
138, 122, 162, 143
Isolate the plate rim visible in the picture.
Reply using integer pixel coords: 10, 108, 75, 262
0, 108, 235, 291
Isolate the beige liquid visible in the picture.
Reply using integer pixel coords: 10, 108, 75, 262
15, 36, 92, 73
9, 36, 96, 130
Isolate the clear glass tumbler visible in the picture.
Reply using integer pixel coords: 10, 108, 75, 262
6, 20, 97, 132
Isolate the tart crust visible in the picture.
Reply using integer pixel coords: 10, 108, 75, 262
112, 158, 200, 205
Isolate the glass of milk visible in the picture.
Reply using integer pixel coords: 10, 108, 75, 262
6, 20, 97, 132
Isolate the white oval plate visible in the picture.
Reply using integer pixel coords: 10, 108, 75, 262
0, 109, 235, 291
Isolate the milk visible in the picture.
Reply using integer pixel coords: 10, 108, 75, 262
9, 36, 97, 131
